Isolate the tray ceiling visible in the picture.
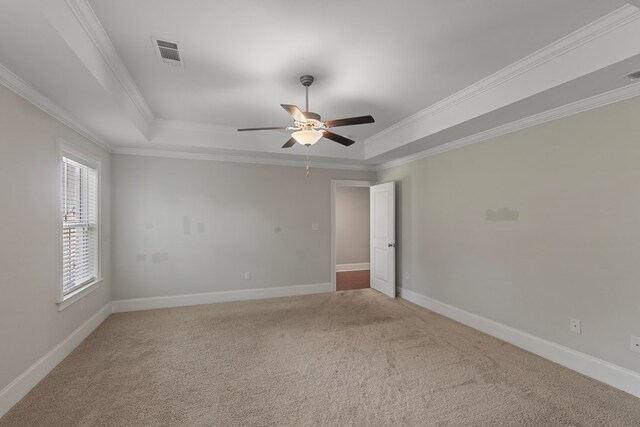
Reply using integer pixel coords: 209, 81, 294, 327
1, 0, 640, 168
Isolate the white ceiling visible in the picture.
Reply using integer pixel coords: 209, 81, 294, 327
89, 0, 622, 132
2, 0, 640, 168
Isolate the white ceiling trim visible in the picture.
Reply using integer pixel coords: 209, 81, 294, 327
0, 63, 114, 152
39, 0, 153, 140
377, 81, 640, 171
365, 4, 640, 158
112, 147, 377, 172
64, 0, 155, 126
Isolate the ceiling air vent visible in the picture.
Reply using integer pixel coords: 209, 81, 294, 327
151, 36, 184, 67
627, 70, 640, 80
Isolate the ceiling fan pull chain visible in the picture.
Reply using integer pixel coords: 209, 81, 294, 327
306, 146, 310, 177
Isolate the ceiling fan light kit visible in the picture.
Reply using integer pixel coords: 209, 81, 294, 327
292, 129, 323, 146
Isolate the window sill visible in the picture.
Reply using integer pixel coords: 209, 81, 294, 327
57, 279, 103, 311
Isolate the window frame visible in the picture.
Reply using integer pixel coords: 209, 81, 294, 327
57, 139, 102, 311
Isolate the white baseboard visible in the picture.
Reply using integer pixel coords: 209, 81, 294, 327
399, 288, 640, 399
336, 263, 370, 272
0, 302, 112, 418
112, 282, 332, 313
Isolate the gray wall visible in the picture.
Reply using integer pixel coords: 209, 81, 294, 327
112, 155, 375, 300
3, 68, 640, 399
378, 95, 640, 374
336, 186, 370, 265
0, 85, 112, 391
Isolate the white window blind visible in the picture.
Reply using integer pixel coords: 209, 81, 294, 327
61, 156, 98, 296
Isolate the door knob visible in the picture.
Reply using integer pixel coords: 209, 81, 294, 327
388, 243, 396, 248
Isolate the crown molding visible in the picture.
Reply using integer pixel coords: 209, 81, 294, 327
365, 4, 640, 157
377, 81, 640, 171
0, 63, 114, 152
64, 0, 155, 126
112, 147, 377, 172
5, 52, 639, 172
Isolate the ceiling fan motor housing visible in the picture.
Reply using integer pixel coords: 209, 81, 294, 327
296, 111, 323, 131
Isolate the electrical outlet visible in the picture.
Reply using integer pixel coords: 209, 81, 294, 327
569, 318, 581, 335
244, 272, 251, 280
404, 272, 410, 280
631, 335, 640, 353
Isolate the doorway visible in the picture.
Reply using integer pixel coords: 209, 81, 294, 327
331, 180, 375, 292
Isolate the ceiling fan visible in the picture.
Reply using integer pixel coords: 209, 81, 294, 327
237, 75, 375, 148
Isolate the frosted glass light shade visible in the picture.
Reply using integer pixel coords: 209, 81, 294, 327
292, 129, 323, 146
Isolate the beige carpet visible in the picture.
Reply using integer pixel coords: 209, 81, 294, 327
2, 289, 639, 426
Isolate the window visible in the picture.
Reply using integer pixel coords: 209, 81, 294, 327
61, 151, 99, 300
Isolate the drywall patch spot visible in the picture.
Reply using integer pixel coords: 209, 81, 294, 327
145, 223, 154, 230
151, 252, 169, 263
197, 222, 205, 233
182, 216, 191, 235
486, 208, 519, 222
274, 226, 281, 233
135, 254, 146, 262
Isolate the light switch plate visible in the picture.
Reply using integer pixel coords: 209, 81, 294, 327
311, 223, 320, 231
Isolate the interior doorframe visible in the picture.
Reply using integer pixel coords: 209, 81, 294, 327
330, 179, 377, 292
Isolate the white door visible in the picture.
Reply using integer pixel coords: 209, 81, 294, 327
370, 182, 395, 298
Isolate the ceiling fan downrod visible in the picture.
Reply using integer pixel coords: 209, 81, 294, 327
300, 75, 314, 113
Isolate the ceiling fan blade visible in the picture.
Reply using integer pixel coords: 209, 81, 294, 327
282, 137, 296, 148
237, 126, 289, 132
324, 115, 375, 128
323, 131, 355, 146
281, 104, 307, 122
